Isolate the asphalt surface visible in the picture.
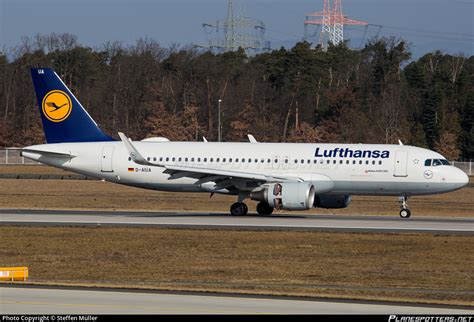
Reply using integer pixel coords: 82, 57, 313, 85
1, 286, 473, 314
0, 209, 473, 234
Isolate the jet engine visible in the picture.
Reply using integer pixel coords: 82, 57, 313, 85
250, 182, 316, 210
314, 195, 351, 209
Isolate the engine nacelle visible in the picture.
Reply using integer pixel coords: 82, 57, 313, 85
314, 195, 351, 209
250, 182, 316, 210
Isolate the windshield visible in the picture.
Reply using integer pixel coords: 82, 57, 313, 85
425, 159, 450, 166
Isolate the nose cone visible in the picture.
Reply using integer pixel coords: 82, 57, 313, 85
461, 170, 469, 187
453, 168, 469, 189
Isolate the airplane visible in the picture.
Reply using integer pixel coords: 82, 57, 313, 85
21, 68, 469, 218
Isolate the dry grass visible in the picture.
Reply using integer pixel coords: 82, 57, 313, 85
0, 165, 72, 175
0, 177, 472, 217
0, 226, 472, 306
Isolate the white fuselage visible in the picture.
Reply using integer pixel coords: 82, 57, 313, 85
22, 141, 469, 197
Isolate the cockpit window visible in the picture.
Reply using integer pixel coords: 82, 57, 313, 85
425, 159, 450, 166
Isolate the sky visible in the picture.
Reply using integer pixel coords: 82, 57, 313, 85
1, 0, 473, 58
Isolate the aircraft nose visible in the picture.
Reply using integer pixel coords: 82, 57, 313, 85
454, 168, 469, 188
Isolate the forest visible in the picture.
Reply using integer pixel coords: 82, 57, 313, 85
0, 33, 473, 160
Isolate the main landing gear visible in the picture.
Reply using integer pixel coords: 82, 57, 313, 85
399, 196, 411, 218
256, 201, 273, 215
230, 202, 248, 216
229, 201, 274, 216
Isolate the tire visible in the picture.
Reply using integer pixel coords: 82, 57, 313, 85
230, 202, 248, 216
256, 202, 273, 215
399, 208, 411, 218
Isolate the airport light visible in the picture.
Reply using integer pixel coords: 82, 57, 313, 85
218, 99, 222, 142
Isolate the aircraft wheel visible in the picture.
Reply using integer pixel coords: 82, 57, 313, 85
230, 202, 248, 216
256, 202, 273, 215
399, 208, 411, 219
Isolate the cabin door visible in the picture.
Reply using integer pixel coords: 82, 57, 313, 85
394, 150, 408, 177
101, 146, 115, 172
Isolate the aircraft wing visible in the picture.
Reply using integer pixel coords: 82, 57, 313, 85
118, 132, 302, 188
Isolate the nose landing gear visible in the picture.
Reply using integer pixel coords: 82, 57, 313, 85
399, 196, 411, 218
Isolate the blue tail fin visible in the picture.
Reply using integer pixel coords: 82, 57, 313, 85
30, 68, 115, 143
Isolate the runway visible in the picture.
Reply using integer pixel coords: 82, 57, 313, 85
1, 286, 472, 314
0, 209, 473, 234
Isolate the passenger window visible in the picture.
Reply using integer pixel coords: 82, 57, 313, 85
424, 159, 432, 166
166, 157, 169, 162
128, 157, 131, 161
339, 160, 343, 164
314, 159, 317, 164
352, 160, 356, 165
372, 160, 375, 165
378, 161, 382, 165
178, 157, 182, 162
203, 158, 207, 162
172, 157, 175, 162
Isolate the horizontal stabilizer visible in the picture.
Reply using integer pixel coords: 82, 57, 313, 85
21, 148, 74, 158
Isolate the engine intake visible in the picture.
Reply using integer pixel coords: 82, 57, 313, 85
251, 182, 316, 210
314, 195, 351, 209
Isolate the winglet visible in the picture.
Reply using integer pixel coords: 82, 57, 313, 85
203, 137, 208, 143
118, 132, 156, 166
247, 134, 258, 143
398, 140, 404, 146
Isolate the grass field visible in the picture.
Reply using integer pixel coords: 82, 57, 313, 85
0, 226, 472, 306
